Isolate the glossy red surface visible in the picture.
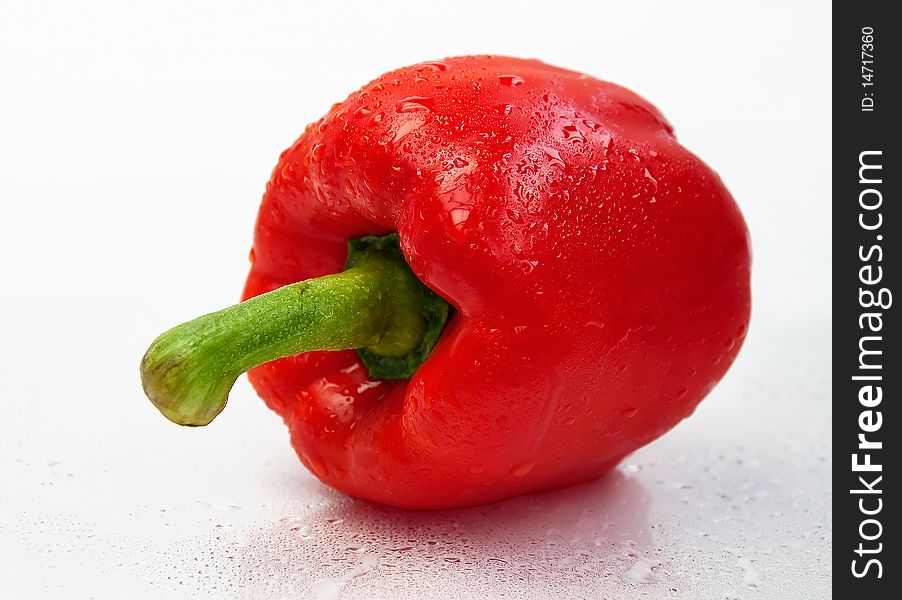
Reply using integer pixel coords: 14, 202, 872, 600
242, 56, 751, 509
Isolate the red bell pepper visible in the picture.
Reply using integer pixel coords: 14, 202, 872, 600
141, 56, 750, 509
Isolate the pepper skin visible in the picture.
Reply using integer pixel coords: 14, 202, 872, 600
242, 56, 751, 509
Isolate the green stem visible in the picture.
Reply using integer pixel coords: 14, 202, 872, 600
140, 234, 449, 426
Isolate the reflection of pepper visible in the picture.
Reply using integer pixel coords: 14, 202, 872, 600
141, 56, 750, 509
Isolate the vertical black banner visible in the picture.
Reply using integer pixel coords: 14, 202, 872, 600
834, 2, 899, 596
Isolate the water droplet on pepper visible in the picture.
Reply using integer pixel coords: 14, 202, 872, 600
509, 460, 536, 477
396, 96, 434, 113
497, 74, 525, 87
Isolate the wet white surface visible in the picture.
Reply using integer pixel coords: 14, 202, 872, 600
1, 1, 830, 598
0, 309, 831, 599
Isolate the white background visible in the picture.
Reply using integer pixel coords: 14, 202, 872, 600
0, 1, 831, 598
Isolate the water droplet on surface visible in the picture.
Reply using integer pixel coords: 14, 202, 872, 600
562, 125, 585, 143
734, 556, 761, 587
449, 207, 470, 227
356, 381, 381, 394
497, 74, 525, 87
622, 407, 638, 418
442, 185, 473, 235
543, 148, 565, 170
310, 554, 377, 600
518, 259, 538, 274
412, 60, 449, 72
196, 501, 242, 511
510, 461, 536, 477
396, 96, 434, 113
307, 457, 328, 478
643, 168, 658, 191
625, 556, 660, 583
